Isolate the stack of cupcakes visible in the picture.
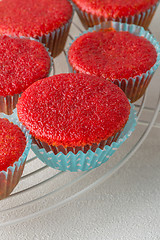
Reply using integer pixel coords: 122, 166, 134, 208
0, 33, 52, 198
0, 0, 159, 199
0, 0, 74, 198
0, 35, 50, 198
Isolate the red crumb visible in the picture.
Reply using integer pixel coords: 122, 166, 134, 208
0, 36, 51, 96
17, 73, 130, 147
0, 118, 26, 172
72, 0, 158, 18
0, 0, 73, 37
68, 30, 157, 81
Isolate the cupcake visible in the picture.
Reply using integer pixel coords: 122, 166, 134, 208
0, 113, 31, 199
17, 73, 137, 172
68, 21, 160, 102
0, 35, 51, 115
0, 0, 73, 57
71, 0, 159, 29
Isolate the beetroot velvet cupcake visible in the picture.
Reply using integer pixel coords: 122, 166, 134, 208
0, 113, 31, 199
71, 0, 159, 29
0, 35, 51, 115
0, 0, 73, 57
68, 22, 160, 102
17, 73, 137, 172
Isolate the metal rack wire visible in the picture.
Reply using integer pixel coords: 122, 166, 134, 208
0, 16, 159, 227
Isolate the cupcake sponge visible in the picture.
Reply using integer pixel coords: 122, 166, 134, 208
17, 73, 130, 148
0, 118, 26, 172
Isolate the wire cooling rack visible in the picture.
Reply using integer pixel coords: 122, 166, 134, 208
0, 14, 160, 227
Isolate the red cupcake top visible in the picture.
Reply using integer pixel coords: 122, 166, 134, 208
0, 36, 51, 96
72, 0, 158, 18
0, 118, 26, 172
68, 30, 157, 81
17, 73, 130, 147
0, 0, 73, 37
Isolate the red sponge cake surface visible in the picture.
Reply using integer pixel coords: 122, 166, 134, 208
17, 73, 130, 148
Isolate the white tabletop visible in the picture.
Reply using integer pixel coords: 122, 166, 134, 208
1, 6, 160, 240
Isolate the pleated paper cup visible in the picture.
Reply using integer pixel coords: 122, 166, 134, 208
32, 129, 123, 155
67, 21, 160, 102
31, 103, 137, 172
71, 0, 159, 30
36, 11, 74, 58
0, 110, 32, 200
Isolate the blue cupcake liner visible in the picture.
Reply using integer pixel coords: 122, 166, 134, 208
71, 0, 159, 30
0, 35, 54, 115
0, 110, 32, 199
67, 21, 160, 102
31, 103, 137, 172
